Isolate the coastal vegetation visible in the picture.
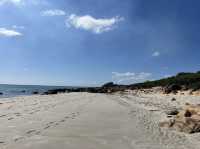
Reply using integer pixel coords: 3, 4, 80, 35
128, 71, 200, 91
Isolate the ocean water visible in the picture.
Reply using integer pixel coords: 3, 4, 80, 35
0, 84, 69, 98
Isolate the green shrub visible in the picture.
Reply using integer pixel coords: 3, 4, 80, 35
129, 71, 200, 90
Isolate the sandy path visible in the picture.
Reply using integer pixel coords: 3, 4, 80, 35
0, 93, 200, 149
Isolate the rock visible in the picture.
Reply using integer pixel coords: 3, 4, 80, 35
172, 90, 178, 94
0, 92, 3, 95
41, 84, 123, 95
171, 98, 176, 101
184, 110, 192, 117
189, 91, 193, 95
173, 117, 200, 133
32, 91, 39, 95
159, 119, 175, 127
185, 102, 190, 106
160, 104, 200, 133
86, 87, 102, 93
164, 84, 182, 94
42, 90, 57, 95
101, 82, 115, 88
167, 115, 173, 118
42, 88, 67, 95
165, 108, 179, 115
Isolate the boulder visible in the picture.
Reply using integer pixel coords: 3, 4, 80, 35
160, 103, 200, 133
32, 91, 39, 95
165, 108, 179, 115
0, 92, 3, 95
42, 88, 67, 95
171, 98, 176, 101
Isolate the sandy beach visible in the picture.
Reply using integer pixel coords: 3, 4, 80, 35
0, 92, 200, 149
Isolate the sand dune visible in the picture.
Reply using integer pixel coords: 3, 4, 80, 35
0, 92, 200, 149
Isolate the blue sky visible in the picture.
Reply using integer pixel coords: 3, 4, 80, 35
0, 0, 200, 86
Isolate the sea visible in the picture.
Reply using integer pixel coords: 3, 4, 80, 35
0, 84, 70, 98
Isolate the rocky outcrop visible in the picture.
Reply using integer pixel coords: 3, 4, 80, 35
41, 82, 123, 95
160, 103, 200, 133
101, 82, 115, 88
164, 84, 182, 94
42, 89, 68, 95
32, 91, 39, 95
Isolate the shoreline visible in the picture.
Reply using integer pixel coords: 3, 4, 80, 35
1, 88, 200, 100
1, 80, 200, 100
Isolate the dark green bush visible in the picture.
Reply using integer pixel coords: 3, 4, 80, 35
129, 71, 200, 90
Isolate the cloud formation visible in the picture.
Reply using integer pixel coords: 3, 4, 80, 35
12, 25, 25, 29
66, 14, 124, 34
0, 0, 45, 6
112, 72, 152, 84
0, 0, 23, 5
164, 74, 172, 78
152, 51, 160, 57
0, 28, 22, 37
41, 9, 66, 16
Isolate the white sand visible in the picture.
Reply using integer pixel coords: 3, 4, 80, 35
0, 92, 200, 149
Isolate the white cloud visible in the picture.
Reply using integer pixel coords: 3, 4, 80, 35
0, 0, 46, 6
112, 72, 152, 84
0, 0, 23, 5
41, 9, 66, 16
152, 51, 160, 57
164, 74, 172, 78
66, 14, 124, 34
12, 25, 25, 29
0, 28, 22, 37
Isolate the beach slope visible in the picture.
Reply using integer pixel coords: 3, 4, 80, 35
0, 93, 200, 149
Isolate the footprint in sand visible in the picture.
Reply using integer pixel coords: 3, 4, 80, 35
60, 119, 66, 123
26, 130, 36, 134
47, 121, 54, 125
8, 117, 14, 120
14, 130, 41, 142
29, 111, 34, 114
71, 112, 79, 119
14, 136, 24, 142
64, 116, 70, 119
14, 113, 21, 117
44, 126, 50, 129
35, 131, 41, 135
43, 112, 80, 129
29, 109, 40, 114
55, 122, 59, 126
43, 121, 56, 130
0, 114, 7, 118
26, 130, 40, 135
